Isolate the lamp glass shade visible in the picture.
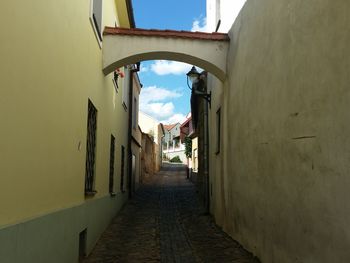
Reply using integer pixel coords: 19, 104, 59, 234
186, 66, 200, 84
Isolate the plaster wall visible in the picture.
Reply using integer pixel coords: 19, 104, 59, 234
210, 0, 350, 262
0, 0, 131, 261
0, 193, 127, 263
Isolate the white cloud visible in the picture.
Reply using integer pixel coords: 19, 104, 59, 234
139, 86, 184, 121
140, 64, 148, 73
191, 17, 208, 32
140, 86, 182, 104
150, 60, 192, 76
141, 102, 175, 119
161, 114, 187, 125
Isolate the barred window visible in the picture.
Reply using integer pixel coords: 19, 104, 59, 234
85, 100, 98, 195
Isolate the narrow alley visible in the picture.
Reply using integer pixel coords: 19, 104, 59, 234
83, 163, 259, 263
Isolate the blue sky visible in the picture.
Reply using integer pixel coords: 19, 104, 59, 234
132, 0, 206, 124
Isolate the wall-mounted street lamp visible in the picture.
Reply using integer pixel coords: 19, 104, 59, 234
186, 66, 211, 107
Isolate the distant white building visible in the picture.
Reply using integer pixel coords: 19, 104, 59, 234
206, 0, 246, 33
138, 111, 164, 171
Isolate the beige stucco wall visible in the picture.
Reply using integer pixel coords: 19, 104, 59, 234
0, 0, 130, 227
0, 2, 132, 261
139, 112, 160, 143
209, 0, 350, 262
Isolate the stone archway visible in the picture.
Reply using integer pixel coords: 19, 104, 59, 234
102, 27, 230, 81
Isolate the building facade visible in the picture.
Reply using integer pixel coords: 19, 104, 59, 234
0, 1, 136, 262
162, 123, 187, 163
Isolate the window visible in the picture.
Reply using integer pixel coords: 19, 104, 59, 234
112, 71, 119, 93
85, 100, 98, 195
90, 0, 103, 45
120, 145, 126, 192
216, 108, 221, 154
109, 135, 116, 194
122, 67, 129, 109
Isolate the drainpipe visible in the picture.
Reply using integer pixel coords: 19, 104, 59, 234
202, 74, 210, 214
127, 63, 140, 199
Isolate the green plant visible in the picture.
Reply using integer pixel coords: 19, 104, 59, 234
184, 136, 192, 158
170, 155, 182, 163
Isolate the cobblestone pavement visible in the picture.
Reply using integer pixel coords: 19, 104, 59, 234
83, 163, 260, 263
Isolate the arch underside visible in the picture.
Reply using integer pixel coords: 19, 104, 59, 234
102, 35, 229, 81
103, 52, 225, 81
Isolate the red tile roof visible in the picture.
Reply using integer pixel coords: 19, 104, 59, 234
163, 123, 177, 131
180, 116, 192, 128
104, 27, 230, 42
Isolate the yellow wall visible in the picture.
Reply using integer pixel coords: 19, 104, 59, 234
115, 0, 132, 27
0, 0, 130, 226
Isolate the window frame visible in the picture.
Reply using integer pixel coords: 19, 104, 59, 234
89, 0, 103, 48
112, 71, 119, 93
85, 99, 98, 196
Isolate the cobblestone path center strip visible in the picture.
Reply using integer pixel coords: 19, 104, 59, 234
83, 163, 260, 263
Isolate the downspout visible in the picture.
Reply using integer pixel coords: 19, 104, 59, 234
204, 92, 210, 213
201, 74, 210, 213
127, 63, 140, 199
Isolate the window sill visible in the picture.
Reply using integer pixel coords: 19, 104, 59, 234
110, 192, 116, 197
85, 190, 97, 197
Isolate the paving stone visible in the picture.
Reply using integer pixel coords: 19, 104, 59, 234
83, 163, 260, 263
